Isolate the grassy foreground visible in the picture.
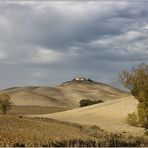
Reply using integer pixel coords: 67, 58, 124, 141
0, 115, 147, 147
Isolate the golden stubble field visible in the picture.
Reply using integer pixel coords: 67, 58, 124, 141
0, 115, 145, 147
32, 96, 145, 136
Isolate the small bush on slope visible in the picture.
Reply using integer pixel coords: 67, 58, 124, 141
126, 112, 138, 126
80, 99, 103, 107
0, 94, 12, 114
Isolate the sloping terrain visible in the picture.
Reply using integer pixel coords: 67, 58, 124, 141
0, 79, 130, 108
0, 115, 144, 147
32, 96, 145, 136
0, 115, 94, 147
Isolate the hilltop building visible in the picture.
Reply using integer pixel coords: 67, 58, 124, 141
75, 77, 86, 81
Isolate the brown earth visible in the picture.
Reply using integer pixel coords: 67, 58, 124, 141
8, 105, 70, 115
0, 115, 145, 147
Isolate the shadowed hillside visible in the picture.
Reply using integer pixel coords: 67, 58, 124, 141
0, 79, 130, 110
1, 80, 130, 108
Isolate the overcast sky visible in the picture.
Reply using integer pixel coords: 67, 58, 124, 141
0, 1, 148, 89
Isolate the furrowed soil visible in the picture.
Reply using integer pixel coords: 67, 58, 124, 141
0, 115, 145, 147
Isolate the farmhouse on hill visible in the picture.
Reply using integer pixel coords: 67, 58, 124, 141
75, 77, 86, 81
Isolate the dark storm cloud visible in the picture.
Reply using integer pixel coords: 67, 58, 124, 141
0, 1, 148, 89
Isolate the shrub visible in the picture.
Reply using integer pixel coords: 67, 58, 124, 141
137, 102, 148, 128
144, 131, 148, 136
0, 94, 12, 114
80, 99, 103, 107
126, 112, 138, 126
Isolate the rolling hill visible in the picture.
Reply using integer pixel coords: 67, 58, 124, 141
31, 96, 145, 136
0, 79, 130, 109
0, 78, 146, 140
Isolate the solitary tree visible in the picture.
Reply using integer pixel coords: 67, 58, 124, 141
0, 94, 12, 114
120, 63, 148, 128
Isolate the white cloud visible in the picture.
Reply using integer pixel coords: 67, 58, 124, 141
32, 71, 44, 78
0, 49, 7, 60
125, 31, 142, 40
33, 48, 63, 64
0, 15, 9, 29
142, 23, 148, 30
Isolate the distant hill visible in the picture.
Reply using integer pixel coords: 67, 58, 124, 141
0, 78, 131, 108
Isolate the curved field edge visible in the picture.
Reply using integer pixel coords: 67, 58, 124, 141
8, 105, 70, 115
31, 96, 145, 136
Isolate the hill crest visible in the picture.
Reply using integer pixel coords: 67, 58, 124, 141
0, 78, 131, 108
